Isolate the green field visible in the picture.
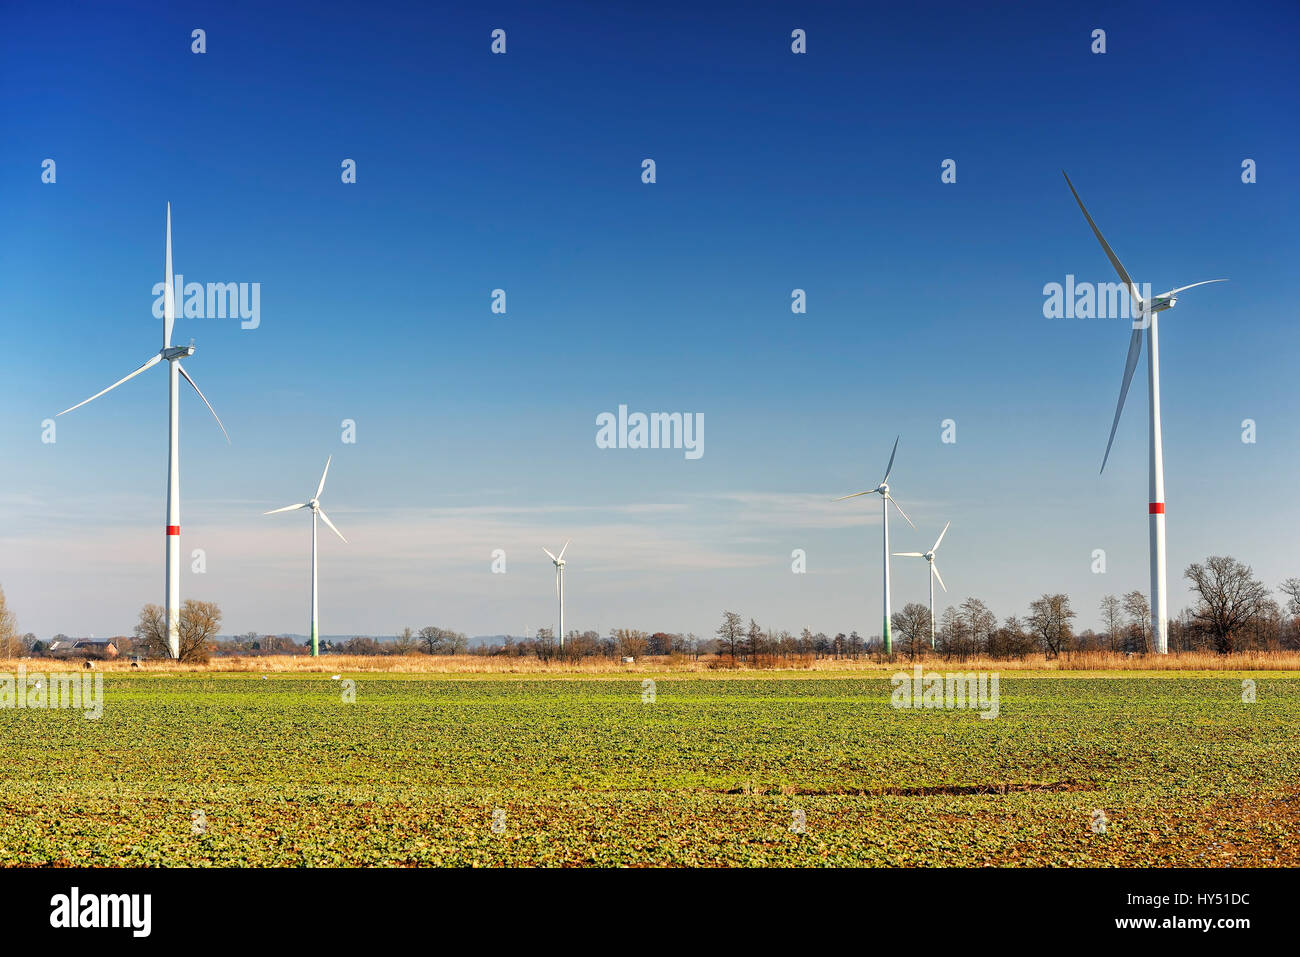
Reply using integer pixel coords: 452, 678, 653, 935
3, 671, 1298, 866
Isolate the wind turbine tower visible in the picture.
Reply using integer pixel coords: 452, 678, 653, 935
1064, 172, 1225, 654
264, 456, 348, 657
894, 522, 950, 649
58, 204, 228, 658
543, 542, 569, 649
834, 437, 915, 654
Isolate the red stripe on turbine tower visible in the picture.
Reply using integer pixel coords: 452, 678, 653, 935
1148, 503, 1164, 514
166, 525, 180, 535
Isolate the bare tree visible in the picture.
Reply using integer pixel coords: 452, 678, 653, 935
0, 585, 19, 658
716, 611, 743, 662
418, 626, 467, 655
744, 618, 764, 662
1279, 578, 1300, 618
1099, 594, 1123, 651
961, 597, 997, 656
1027, 593, 1075, 658
988, 615, 1035, 660
134, 600, 220, 662
937, 606, 969, 659
891, 602, 932, 660
1185, 556, 1271, 654
1121, 591, 1150, 653
614, 628, 649, 658
392, 627, 417, 655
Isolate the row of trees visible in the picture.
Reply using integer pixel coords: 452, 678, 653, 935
888, 556, 1300, 660
4, 554, 1295, 663
210, 624, 471, 659
714, 611, 873, 663
472, 629, 706, 662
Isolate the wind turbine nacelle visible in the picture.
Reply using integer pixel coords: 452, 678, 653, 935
162, 344, 195, 360
1149, 296, 1176, 313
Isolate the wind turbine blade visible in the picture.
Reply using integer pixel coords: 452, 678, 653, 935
881, 435, 900, 484
893, 552, 925, 557
57, 354, 162, 416
1158, 279, 1228, 298
1062, 171, 1143, 310
542, 547, 558, 562
264, 503, 309, 514
1101, 326, 1144, 473
887, 494, 916, 530
315, 455, 333, 499
164, 203, 175, 349
931, 521, 950, 553
832, 490, 875, 501
931, 563, 947, 593
557, 539, 570, 561
317, 508, 348, 543
177, 363, 230, 443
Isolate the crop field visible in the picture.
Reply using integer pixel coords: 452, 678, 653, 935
2, 671, 1299, 866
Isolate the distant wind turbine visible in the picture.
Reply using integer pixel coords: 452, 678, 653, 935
264, 456, 348, 657
57, 204, 229, 659
894, 522, 950, 649
1063, 171, 1226, 654
834, 436, 915, 654
542, 541, 569, 649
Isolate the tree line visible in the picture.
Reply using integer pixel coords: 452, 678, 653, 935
2, 553, 1295, 663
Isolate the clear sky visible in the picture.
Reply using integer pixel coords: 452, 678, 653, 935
1, 0, 1297, 640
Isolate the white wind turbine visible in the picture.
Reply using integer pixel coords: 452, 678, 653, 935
834, 436, 915, 654
894, 522, 949, 650
1064, 172, 1226, 655
264, 456, 348, 657
58, 204, 229, 659
542, 541, 569, 649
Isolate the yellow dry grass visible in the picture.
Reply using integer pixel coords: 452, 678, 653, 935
4, 649, 1300, 674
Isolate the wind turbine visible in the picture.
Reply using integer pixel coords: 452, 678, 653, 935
264, 456, 348, 657
57, 204, 229, 659
834, 436, 915, 654
542, 541, 569, 649
894, 522, 949, 649
1063, 172, 1226, 655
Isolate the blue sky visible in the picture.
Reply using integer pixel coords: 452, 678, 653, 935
1, 0, 1297, 640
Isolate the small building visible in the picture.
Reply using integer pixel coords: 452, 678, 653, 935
71, 640, 119, 660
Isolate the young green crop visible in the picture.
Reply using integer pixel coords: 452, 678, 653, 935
1, 672, 1296, 866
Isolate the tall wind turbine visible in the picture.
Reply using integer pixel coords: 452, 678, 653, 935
264, 456, 347, 657
894, 522, 949, 649
58, 204, 229, 659
1063, 172, 1226, 655
542, 541, 569, 649
834, 436, 915, 654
